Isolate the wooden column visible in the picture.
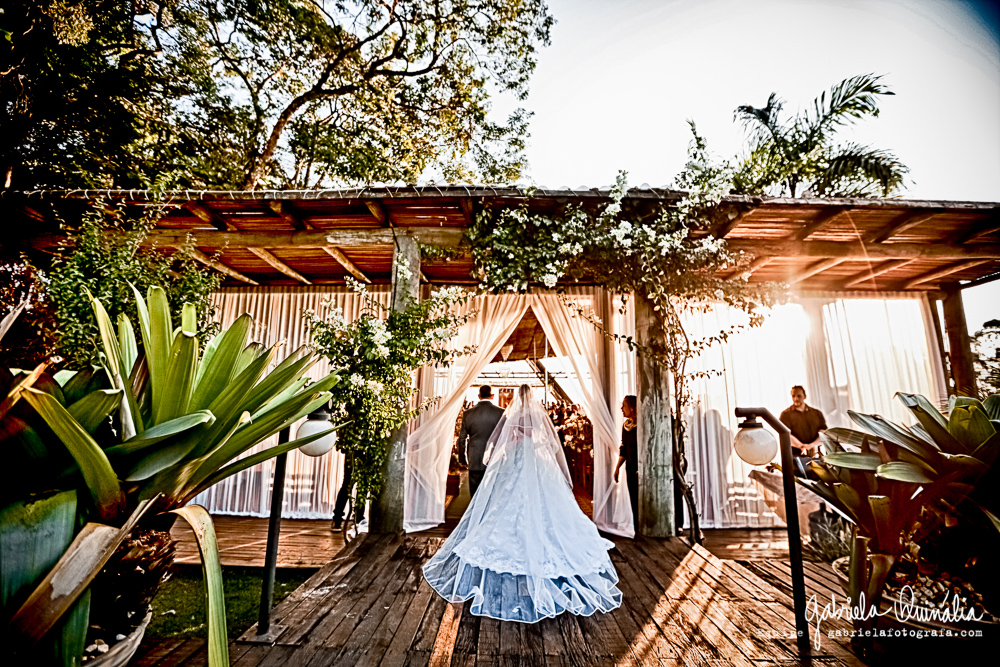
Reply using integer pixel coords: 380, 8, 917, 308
941, 283, 977, 396
634, 296, 675, 538
370, 234, 420, 534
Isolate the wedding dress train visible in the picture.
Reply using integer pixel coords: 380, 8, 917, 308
422, 386, 622, 623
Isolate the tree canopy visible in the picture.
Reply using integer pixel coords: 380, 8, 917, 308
1, 0, 554, 191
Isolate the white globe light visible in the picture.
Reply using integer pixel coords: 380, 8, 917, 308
297, 412, 337, 457
734, 425, 777, 466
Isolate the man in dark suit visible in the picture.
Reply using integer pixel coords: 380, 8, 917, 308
457, 385, 505, 498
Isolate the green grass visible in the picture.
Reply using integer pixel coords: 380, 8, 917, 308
147, 566, 315, 639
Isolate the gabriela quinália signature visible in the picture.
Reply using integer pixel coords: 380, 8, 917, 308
804, 586, 985, 648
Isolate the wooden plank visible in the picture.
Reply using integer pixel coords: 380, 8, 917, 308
840, 259, 914, 289
795, 207, 851, 241
185, 248, 259, 285
132, 637, 185, 666
268, 200, 309, 230
323, 246, 371, 283
247, 247, 312, 284
789, 257, 848, 285
375, 576, 438, 667
867, 209, 940, 243
183, 201, 233, 231
143, 227, 466, 249
723, 239, 1000, 260
900, 259, 991, 288
366, 200, 391, 227
728, 255, 773, 280
428, 602, 464, 667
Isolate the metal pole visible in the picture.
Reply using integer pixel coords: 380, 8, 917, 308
257, 427, 289, 638
734, 408, 810, 652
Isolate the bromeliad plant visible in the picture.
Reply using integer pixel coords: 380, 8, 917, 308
799, 392, 1000, 633
2, 286, 340, 667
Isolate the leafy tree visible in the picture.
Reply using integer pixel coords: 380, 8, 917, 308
0, 1, 178, 190
973, 319, 1000, 397
2, 1, 554, 191
698, 73, 909, 198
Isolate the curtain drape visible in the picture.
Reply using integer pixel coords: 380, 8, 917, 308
403, 287, 635, 536
681, 293, 946, 529
193, 286, 392, 518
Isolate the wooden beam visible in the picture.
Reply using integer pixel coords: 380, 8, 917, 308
711, 206, 754, 239
942, 284, 976, 396
459, 199, 476, 227
365, 200, 390, 227
267, 201, 308, 230
184, 248, 258, 285
840, 259, 915, 289
900, 259, 992, 289
321, 247, 370, 284
136, 227, 466, 249
951, 216, 1000, 244
727, 256, 773, 280
789, 257, 848, 285
182, 201, 233, 231
247, 247, 311, 284
723, 240, 1000, 261
867, 209, 940, 244
795, 207, 851, 241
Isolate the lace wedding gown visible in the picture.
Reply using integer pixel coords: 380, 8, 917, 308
423, 386, 622, 623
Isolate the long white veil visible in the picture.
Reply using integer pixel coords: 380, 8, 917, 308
483, 384, 573, 487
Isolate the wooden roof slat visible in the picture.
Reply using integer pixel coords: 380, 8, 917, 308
728, 256, 773, 280
711, 206, 755, 239
789, 257, 849, 284
267, 201, 308, 230
901, 259, 993, 289
365, 200, 390, 227
840, 259, 916, 289
866, 209, 941, 244
183, 201, 233, 231
137, 228, 465, 248
323, 247, 370, 284
950, 216, 1000, 244
794, 207, 851, 241
247, 247, 311, 285
724, 239, 1000, 260
187, 248, 258, 285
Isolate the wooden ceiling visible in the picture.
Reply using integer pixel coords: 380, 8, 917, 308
8, 187, 1000, 293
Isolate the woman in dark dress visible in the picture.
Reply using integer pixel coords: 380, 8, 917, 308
613, 395, 638, 533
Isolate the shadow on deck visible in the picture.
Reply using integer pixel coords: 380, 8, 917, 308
132, 527, 880, 667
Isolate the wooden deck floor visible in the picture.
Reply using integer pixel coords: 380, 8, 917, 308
171, 516, 344, 569
133, 529, 886, 667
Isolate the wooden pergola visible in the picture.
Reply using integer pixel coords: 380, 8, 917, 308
7, 187, 1000, 536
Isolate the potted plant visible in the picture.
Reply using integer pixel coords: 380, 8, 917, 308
797, 392, 999, 647
2, 287, 342, 666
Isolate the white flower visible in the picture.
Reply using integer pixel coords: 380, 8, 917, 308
542, 273, 558, 288
349, 373, 363, 386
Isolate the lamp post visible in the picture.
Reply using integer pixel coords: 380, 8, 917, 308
733, 407, 810, 653
254, 408, 337, 641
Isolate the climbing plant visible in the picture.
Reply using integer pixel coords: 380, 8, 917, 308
467, 131, 785, 542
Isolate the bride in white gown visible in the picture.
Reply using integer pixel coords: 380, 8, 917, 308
422, 384, 622, 623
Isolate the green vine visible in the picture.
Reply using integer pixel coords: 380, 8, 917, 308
34, 198, 222, 368
467, 131, 787, 542
307, 279, 477, 505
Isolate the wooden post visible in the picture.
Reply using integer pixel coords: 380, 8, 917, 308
941, 283, 977, 396
634, 296, 675, 538
370, 235, 420, 534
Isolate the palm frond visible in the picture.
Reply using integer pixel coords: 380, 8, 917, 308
813, 143, 908, 197
804, 73, 894, 149
734, 92, 786, 146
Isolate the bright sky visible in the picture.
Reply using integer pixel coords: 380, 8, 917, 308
499, 0, 1000, 331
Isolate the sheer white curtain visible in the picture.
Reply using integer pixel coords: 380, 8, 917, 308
403, 287, 636, 536
681, 293, 946, 529
404, 294, 530, 531
193, 286, 392, 518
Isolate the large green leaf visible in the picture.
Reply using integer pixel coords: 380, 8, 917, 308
875, 461, 934, 484
152, 324, 198, 425
0, 363, 49, 421
822, 452, 882, 471
118, 314, 138, 376
6, 499, 153, 651
235, 342, 264, 376
972, 431, 1000, 466
190, 425, 342, 501
984, 394, 1000, 420
59, 366, 104, 405
67, 389, 122, 434
948, 405, 996, 453
145, 286, 175, 411
91, 295, 143, 437
848, 410, 941, 461
105, 411, 216, 457
867, 495, 895, 554
22, 388, 125, 522
170, 506, 228, 667
190, 314, 252, 412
